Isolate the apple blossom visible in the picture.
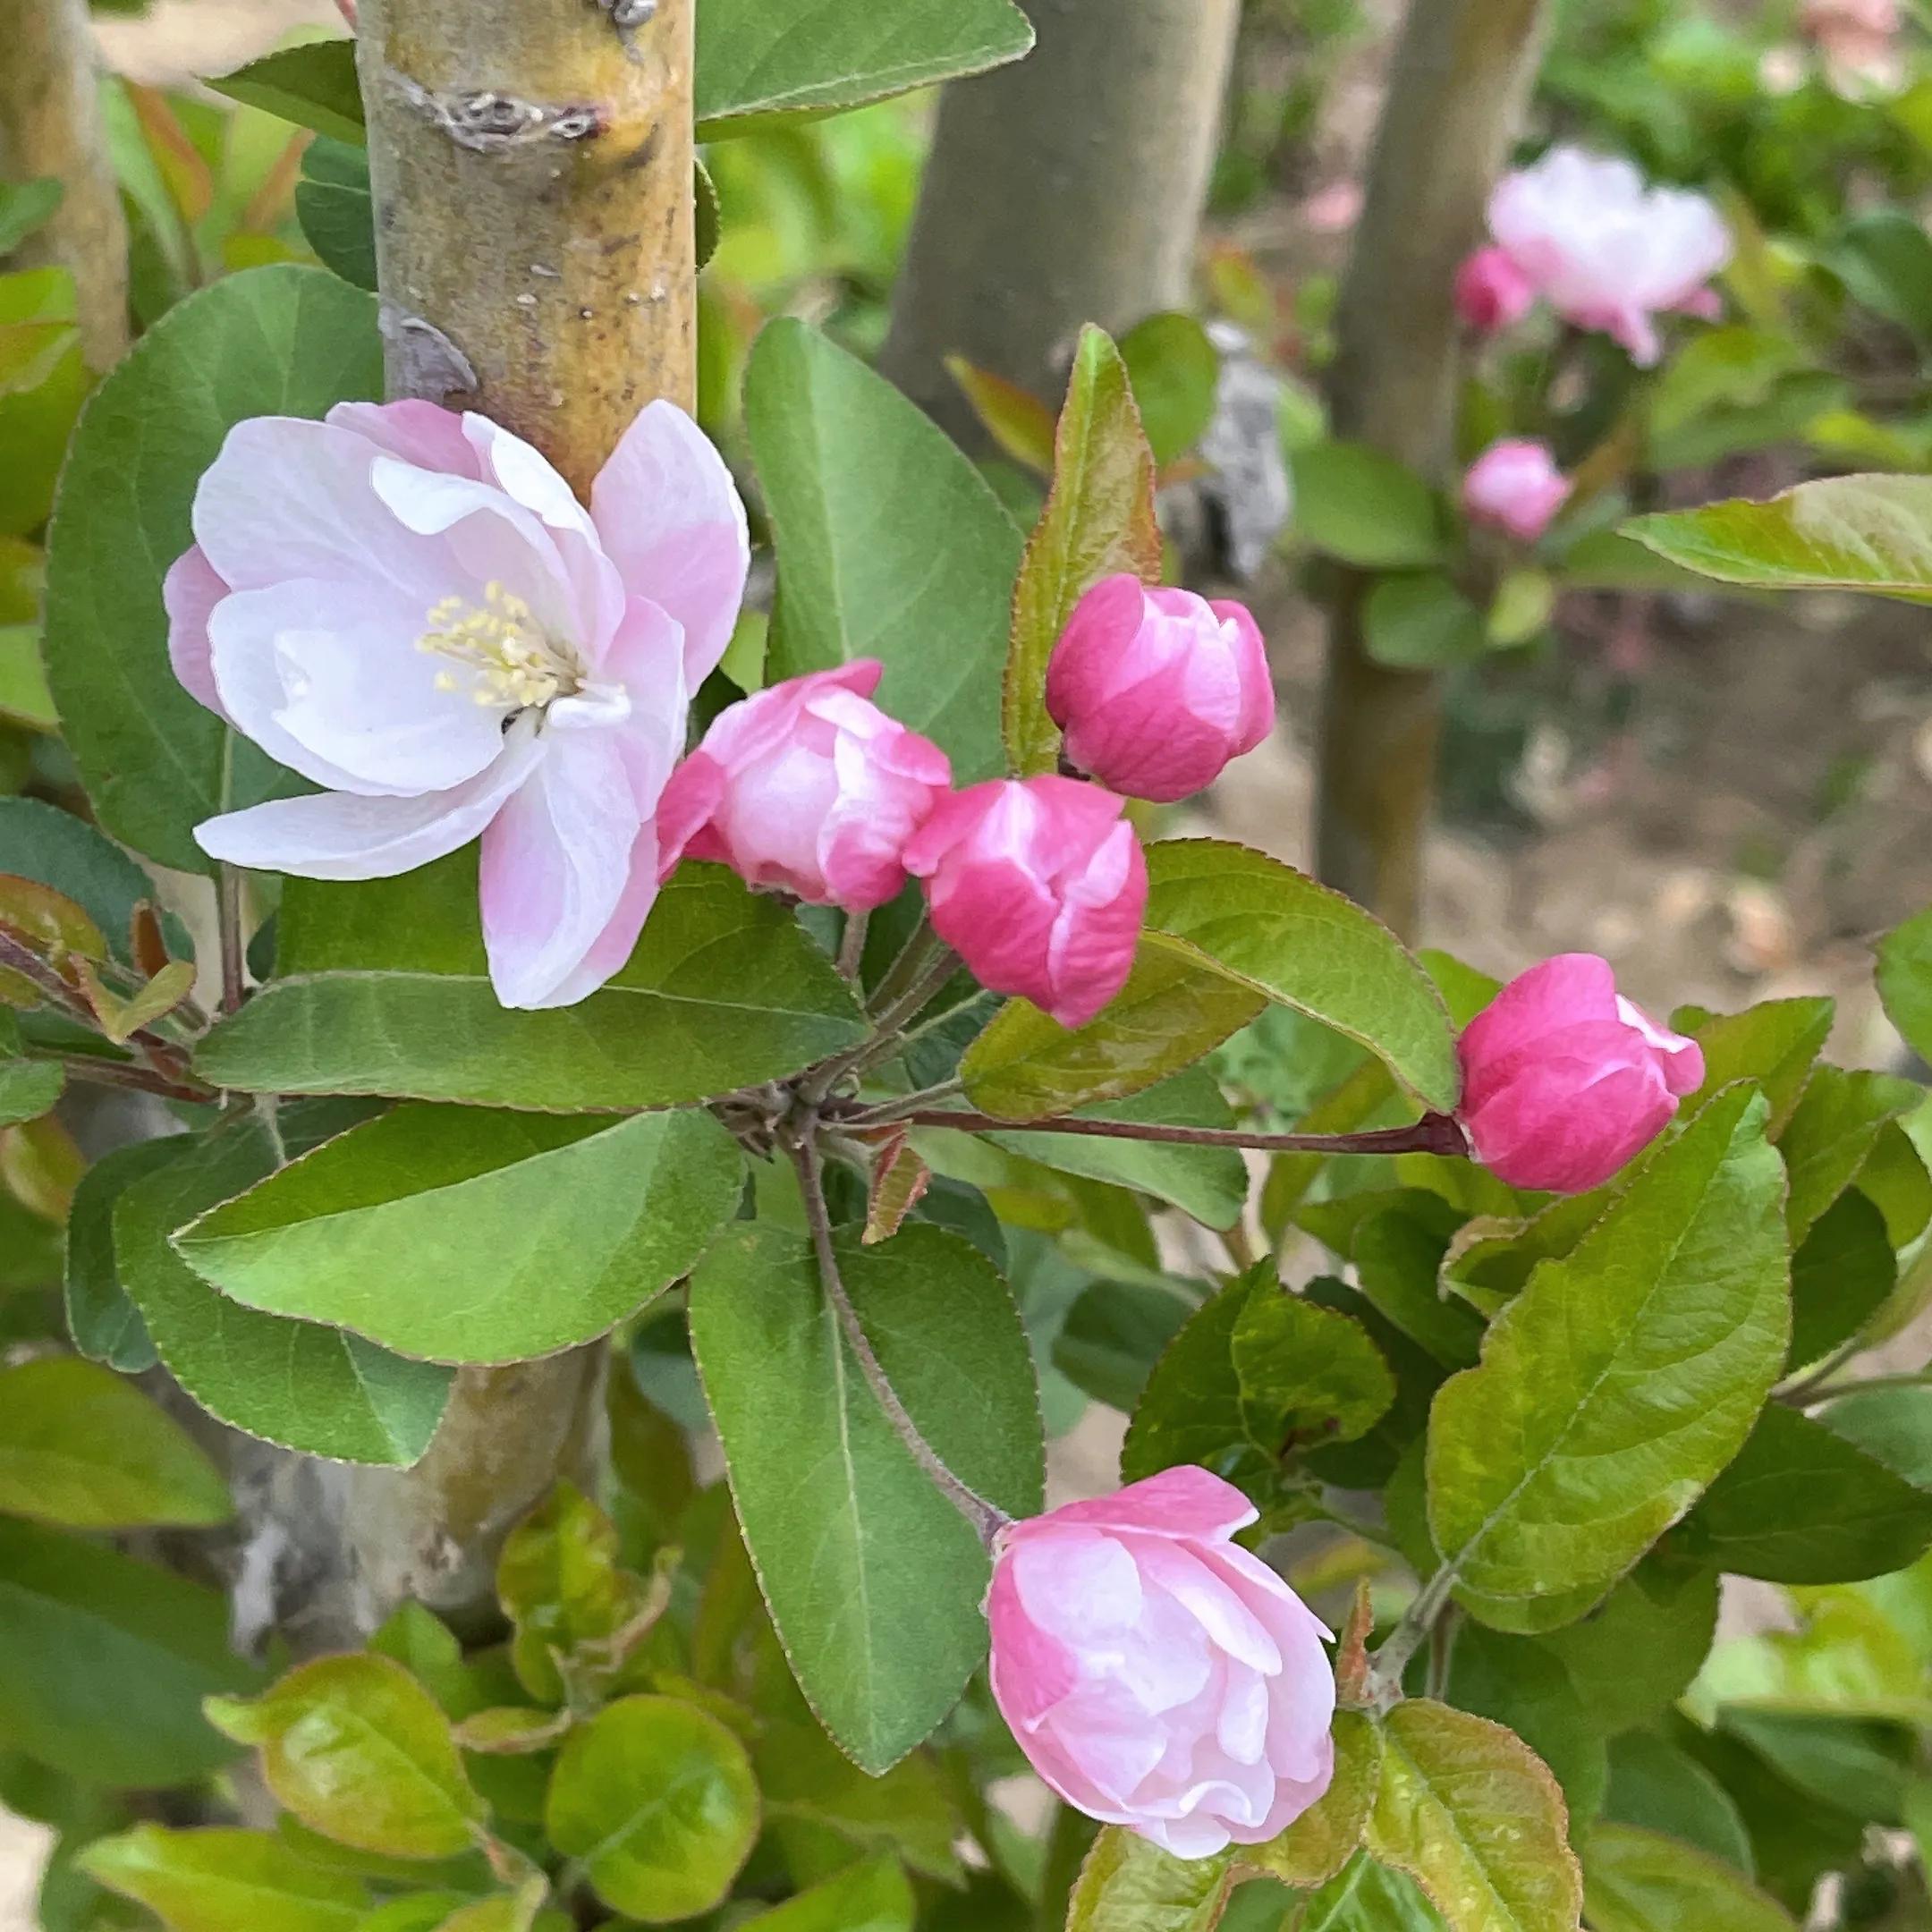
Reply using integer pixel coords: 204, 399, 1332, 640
1801, 0, 1903, 91
655, 660, 951, 909
167, 397, 749, 1009
902, 775, 1146, 1030
1462, 439, 1572, 544
1046, 576, 1274, 804
987, 1466, 1336, 1859
1479, 146, 1732, 366
1456, 953, 1706, 1193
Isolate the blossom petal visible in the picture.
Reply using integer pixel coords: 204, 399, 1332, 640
326, 399, 483, 477
193, 718, 544, 880
164, 545, 231, 723
590, 400, 750, 685
479, 725, 644, 1009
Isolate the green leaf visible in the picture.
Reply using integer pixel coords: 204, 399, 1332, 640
543, 1695, 758, 1920
175, 1105, 741, 1365
1365, 1700, 1582, 1932
1877, 902, 1932, 1064
0, 1355, 230, 1530
1816, 1382, 1932, 1487
745, 318, 1022, 783
688, 1221, 1042, 1772
733, 1853, 915, 1931
1683, 998, 1835, 1137
1603, 1733, 1751, 1873
1120, 1277, 1265, 1494
1244, 1709, 1382, 1889
208, 1655, 484, 1860
1143, 840, 1461, 1114
1119, 312, 1222, 468
0, 1056, 61, 1126
695, 0, 1032, 136
1831, 209, 1932, 339
115, 1118, 454, 1465
1678, 1403, 1932, 1583
0, 178, 62, 257
1789, 1190, 1894, 1368
1428, 1089, 1789, 1632
1233, 1282, 1396, 1452
1065, 1827, 1237, 1932
64, 1135, 178, 1372
0, 1515, 258, 1788
1005, 325, 1161, 775
210, 40, 365, 145
496, 1483, 660, 1705
1363, 575, 1488, 670
1626, 477, 1932, 602
1303, 1858, 1447, 1931
297, 138, 376, 292
0, 795, 191, 970
1445, 1625, 1607, 1822
1291, 443, 1445, 569
961, 932, 1264, 1121
987, 1065, 1250, 1229
1054, 1279, 1192, 1413
81, 1825, 370, 1932
43, 266, 382, 871
1581, 1823, 1796, 1932
1532, 1564, 1720, 1738
1776, 1064, 1921, 1241
199, 862, 866, 1111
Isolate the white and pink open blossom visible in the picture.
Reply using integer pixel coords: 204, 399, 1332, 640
166, 398, 749, 1009
655, 661, 951, 910
903, 775, 1147, 1031
1462, 439, 1572, 545
1479, 147, 1732, 367
987, 1467, 1336, 1859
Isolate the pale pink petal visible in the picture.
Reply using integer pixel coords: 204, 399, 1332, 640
208, 579, 511, 796
193, 719, 544, 881
326, 399, 483, 477
164, 546, 232, 722
1029, 1466, 1258, 1543
986, 1560, 1081, 1730
479, 727, 643, 1010
589, 399, 750, 686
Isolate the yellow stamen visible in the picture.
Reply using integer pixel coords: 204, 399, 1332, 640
416, 580, 580, 711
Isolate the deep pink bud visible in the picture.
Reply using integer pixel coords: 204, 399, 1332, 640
987, 1467, 1336, 1860
1455, 245, 1538, 334
902, 775, 1146, 1030
1462, 439, 1572, 544
1045, 576, 1275, 804
1456, 953, 1705, 1194
656, 660, 951, 911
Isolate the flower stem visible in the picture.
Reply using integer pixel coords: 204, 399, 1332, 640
803, 946, 962, 1106
54, 1052, 215, 1106
842, 1106, 1470, 1159
1367, 1562, 1460, 1704
865, 919, 947, 1016
216, 864, 247, 1016
835, 910, 870, 982
789, 1131, 1011, 1548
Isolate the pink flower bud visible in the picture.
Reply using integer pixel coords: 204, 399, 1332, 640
1462, 439, 1572, 544
656, 660, 951, 911
1456, 953, 1706, 1194
1455, 244, 1538, 334
902, 775, 1146, 1030
1045, 577, 1275, 804
987, 1467, 1336, 1860
1801, 0, 1902, 88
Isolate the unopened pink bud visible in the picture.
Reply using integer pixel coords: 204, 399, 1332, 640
656, 661, 951, 911
1462, 439, 1572, 545
1455, 245, 1538, 334
902, 774, 1146, 1030
1045, 576, 1274, 804
1456, 953, 1705, 1194
987, 1466, 1336, 1860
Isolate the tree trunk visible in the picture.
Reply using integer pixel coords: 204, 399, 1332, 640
0, 0, 129, 371
1313, 0, 1548, 936
290, 0, 698, 1640
878, 0, 1240, 447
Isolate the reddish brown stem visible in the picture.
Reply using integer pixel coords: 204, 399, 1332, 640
848, 1106, 1470, 1159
